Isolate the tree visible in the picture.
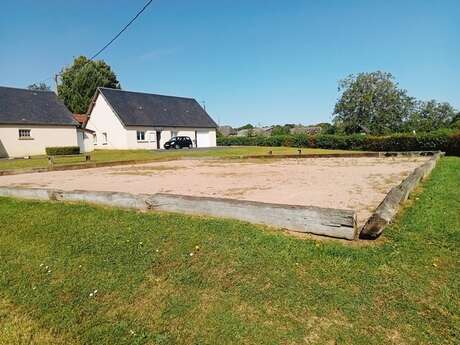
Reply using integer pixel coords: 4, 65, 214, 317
406, 100, 457, 132
451, 112, 460, 129
316, 122, 337, 134
57, 56, 120, 113
271, 125, 291, 136
27, 83, 51, 91
333, 71, 415, 135
237, 123, 254, 131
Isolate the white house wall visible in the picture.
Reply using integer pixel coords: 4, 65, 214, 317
86, 94, 128, 149
77, 130, 95, 153
126, 127, 216, 149
0, 125, 78, 158
86, 93, 217, 150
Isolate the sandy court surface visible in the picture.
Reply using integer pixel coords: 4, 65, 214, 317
0, 156, 429, 226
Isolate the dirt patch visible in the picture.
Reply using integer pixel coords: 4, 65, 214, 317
109, 165, 176, 176
0, 157, 429, 226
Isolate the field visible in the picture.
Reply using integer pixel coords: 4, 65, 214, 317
0, 156, 429, 227
0, 147, 354, 171
0, 157, 458, 344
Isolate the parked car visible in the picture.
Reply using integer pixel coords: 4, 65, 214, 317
164, 136, 194, 149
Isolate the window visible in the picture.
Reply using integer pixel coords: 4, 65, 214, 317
102, 132, 107, 145
171, 131, 178, 138
18, 129, 31, 139
93, 133, 97, 145
137, 131, 146, 141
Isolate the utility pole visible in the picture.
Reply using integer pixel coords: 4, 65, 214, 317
54, 74, 59, 94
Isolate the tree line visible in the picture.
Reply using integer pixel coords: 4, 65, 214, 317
28, 58, 459, 134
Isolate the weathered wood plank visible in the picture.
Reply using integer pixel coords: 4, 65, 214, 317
146, 194, 357, 240
0, 186, 357, 240
360, 152, 442, 239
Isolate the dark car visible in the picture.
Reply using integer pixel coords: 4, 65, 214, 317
164, 136, 194, 149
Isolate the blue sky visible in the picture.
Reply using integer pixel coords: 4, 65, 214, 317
1, 0, 459, 127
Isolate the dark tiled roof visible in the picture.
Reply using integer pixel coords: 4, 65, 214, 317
0, 86, 77, 126
97, 87, 217, 128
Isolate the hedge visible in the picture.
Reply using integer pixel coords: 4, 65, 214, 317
45, 146, 81, 156
217, 131, 460, 156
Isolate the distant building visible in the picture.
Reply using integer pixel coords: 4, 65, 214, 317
219, 125, 237, 136
290, 126, 322, 135
237, 126, 272, 137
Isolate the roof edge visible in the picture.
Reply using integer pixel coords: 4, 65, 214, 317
87, 88, 128, 127
0, 85, 56, 94
0, 121, 78, 127
98, 87, 198, 102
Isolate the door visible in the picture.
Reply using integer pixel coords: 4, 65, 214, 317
147, 132, 157, 149
196, 130, 211, 148
156, 131, 161, 149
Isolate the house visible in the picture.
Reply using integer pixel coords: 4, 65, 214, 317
85, 87, 218, 150
0, 86, 82, 158
237, 126, 272, 137
290, 125, 322, 135
73, 114, 95, 154
218, 125, 237, 136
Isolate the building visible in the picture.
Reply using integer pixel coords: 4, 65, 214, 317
0, 86, 80, 158
86, 87, 218, 150
73, 114, 95, 154
218, 125, 237, 136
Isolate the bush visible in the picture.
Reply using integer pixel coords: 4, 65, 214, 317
216, 130, 460, 156
45, 146, 80, 156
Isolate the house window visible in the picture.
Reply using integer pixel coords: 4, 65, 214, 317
102, 132, 108, 145
18, 129, 31, 139
93, 133, 97, 145
171, 131, 178, 138
137, 131, 146, 141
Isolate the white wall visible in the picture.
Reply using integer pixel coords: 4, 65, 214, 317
208, 129, 217, 147
86, 93, 217, 150
0, 125, 78, 158
77, 130, 95, 153
125, 127, 216, 149
86, 94, 128, 149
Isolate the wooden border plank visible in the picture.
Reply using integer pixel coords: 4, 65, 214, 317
359, 152, 443, 239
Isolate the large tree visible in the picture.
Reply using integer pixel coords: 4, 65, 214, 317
27, 83, 51, 91
405, 100, 457, 132
57, 56, 120, 113
333, 71, 415, 135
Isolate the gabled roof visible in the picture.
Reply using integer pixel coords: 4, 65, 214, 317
0, 86, 77, 126
92, 87, 217, 128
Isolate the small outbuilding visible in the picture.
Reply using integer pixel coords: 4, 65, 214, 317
0, 86, 80, 158
85, 87, 218, 150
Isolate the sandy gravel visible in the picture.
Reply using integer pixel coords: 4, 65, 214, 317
0, 157, 429, 225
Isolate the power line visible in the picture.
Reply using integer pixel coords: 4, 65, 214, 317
37, 0, 154, 86
89, 0, 154, 60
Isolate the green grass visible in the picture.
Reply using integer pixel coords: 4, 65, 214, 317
0, 146, 355, 171
0, 157, 458, 344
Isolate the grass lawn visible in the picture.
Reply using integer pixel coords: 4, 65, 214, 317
0, 146, 355, 171
0, 157, 458, 345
